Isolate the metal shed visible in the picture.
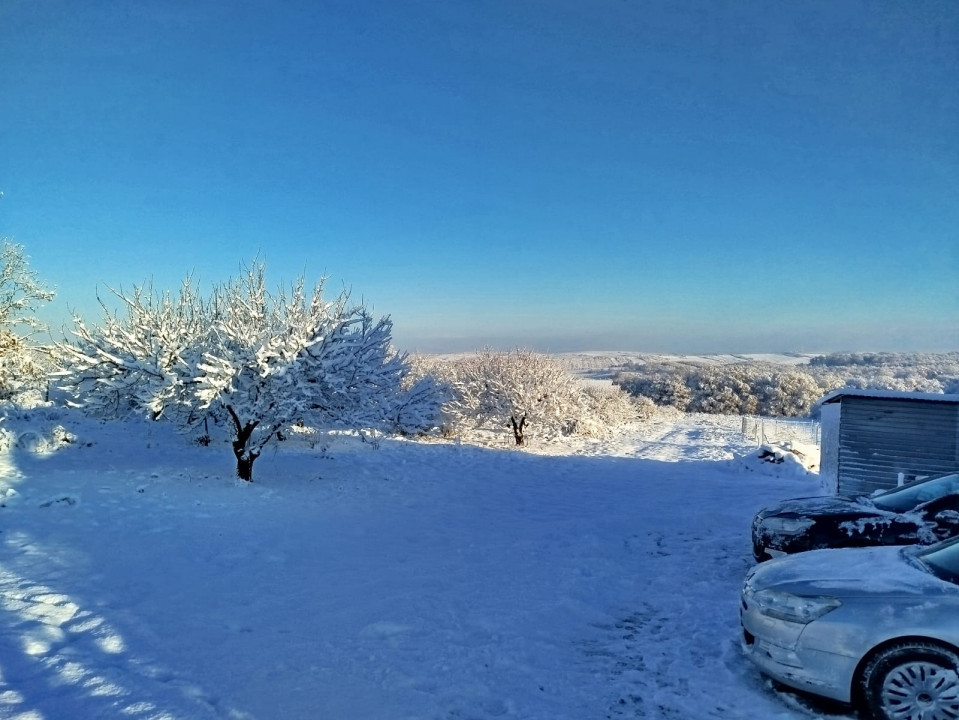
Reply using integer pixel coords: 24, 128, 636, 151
818, 389, 959, 496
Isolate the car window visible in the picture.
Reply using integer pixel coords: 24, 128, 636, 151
873, 473, 959, 513
916, 538, 959, 585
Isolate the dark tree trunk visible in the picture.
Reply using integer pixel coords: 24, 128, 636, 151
227, 406, 261, 482
510, 414, 527, 445
234, 449, 259, 482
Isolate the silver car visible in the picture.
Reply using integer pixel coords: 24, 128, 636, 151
741, 536, 959, 720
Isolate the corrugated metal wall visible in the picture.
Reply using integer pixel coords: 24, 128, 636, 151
838, 398, 959, 496
820, 404, 841, 494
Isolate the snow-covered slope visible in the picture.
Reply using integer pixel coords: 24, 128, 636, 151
0, 409, 843, 720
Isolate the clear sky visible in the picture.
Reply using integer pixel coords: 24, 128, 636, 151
1, 1, 957, 354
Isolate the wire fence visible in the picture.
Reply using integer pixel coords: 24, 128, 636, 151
741, 416, 821, 447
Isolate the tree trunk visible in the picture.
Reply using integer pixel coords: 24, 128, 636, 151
234, 448, 259, 482
227, 406, 261, 482
510, 414, 527, 445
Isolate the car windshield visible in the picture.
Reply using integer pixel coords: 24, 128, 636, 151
872, 473, 959, 513
916, 537, 959, 586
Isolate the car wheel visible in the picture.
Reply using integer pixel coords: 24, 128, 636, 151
860, 642, 959, 720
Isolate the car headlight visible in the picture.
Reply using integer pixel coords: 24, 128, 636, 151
754, 589, 841, 624
761, 516, 815, 535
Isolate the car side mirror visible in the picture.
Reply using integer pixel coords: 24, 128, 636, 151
933, 509, 959, 526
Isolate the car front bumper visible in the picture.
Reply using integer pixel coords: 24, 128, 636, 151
740, 589, 859, 703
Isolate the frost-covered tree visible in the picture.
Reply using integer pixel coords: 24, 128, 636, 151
390, 354, 452, 435
0, 240, 55, 330
443, 349, 636, 445
55, 278, 207, 420
0, 240, 55, 399
688, 367, 757, 415
56, 264, 441, 480
446, 349, 583, 445
752, 370, 821, 417
615, 371, 692, 411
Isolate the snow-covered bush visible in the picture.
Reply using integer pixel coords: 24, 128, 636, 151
443, 350, 637, 445
0, 240, 55, 401
576, 383, 644, 436
0, 331, 54, 402
628, 393, 659, 421
55, 264, 443, 480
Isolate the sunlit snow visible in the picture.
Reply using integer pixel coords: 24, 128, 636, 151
0, 407, 856, 720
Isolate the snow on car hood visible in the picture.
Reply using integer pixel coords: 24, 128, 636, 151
760, 495, 882, 519
747, 545, 956, 597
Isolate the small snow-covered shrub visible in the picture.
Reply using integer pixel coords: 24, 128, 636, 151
0, 404, 78, 455
576, 384, 641, 437
0, 332, 53, 402
630, 394, 658, 421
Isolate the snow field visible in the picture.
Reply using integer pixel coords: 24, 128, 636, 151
0, 410, 846, 719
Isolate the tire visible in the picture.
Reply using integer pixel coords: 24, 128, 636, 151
860, 642, 959, 720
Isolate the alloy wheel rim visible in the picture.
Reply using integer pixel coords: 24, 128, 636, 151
881, 661, 959, 720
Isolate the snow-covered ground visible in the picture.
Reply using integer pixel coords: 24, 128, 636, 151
0, 408, 851, 720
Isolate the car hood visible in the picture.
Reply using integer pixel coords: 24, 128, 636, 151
757, 494, 886, 520
746, 545, 958, 598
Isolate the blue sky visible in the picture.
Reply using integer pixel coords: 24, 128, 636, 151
1, 1, 957, 354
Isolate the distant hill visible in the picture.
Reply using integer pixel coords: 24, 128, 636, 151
550, 352, 818, 372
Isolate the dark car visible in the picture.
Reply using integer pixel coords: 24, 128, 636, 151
752, 471, 959, 561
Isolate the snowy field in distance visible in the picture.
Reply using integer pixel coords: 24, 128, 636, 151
0, 406, 850, 720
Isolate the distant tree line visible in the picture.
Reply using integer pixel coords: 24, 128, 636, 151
612, 353, 959, 417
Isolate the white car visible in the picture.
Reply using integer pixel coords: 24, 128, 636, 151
741, 536, 959, 720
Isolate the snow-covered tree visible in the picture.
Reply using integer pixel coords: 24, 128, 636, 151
615, 371, 692, 411
688, 367, 757, 415
0, 240, 55, 399
388, 357, 451, 436
55, 278, 207, 420
752, 370, 821, 417
0, 240, 55, 331
55, 264, 441, 480
443, 349, 636, 445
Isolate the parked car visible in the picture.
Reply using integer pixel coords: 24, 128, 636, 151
741, 537, 959, 720
752, 471, 959, 561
